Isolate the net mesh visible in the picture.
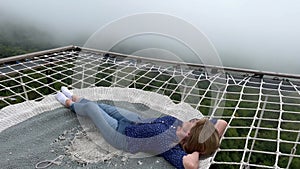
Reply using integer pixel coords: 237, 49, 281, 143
0, 46, 300, 169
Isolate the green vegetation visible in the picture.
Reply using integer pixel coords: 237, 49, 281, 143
0, 21, 59, 58
0, 34, 299, 168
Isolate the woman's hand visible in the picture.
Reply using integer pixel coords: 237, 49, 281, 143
214, 120, 228, 137
183, 151, 199, 169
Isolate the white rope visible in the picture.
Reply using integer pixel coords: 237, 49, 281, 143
286, 81, 300, 168
246, 96, 268, 165
233, 76, 254, 169
210, 76, 230, 164
275, 81, 284, 169
35, 155, 65, 169
0, 87, 202, 132
1, 48, 300, 168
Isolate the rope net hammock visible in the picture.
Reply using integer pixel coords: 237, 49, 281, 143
0, 46, 300, 169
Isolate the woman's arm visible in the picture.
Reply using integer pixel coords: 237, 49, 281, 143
214, 119, 228, 137
183, 152, 199, 169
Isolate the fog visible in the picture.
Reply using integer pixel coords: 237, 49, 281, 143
1, 0, 300, 74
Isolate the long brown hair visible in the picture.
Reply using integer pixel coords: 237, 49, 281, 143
180, 118, 220, 155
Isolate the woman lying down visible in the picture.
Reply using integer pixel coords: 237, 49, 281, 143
55, 87, 227, 169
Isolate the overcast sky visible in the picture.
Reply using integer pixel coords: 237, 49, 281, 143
1, 0, 300, 74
